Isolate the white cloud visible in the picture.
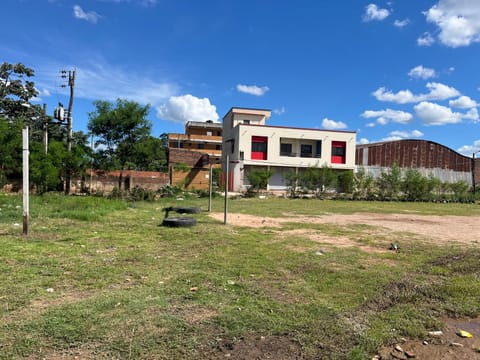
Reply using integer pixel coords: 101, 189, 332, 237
363, 4, 390, 22
449, 95, 478, 109
73, 5, 101, 23
361, 109, 413, 124
273, 106, 285, 115
424, 1, 480, 47
464, 107, 479, 121
322, 118, 347, 130
383, 130, 424, 141
417, 32, 435, 46
457, 140, 480, 156
236, 84, 269, 96
373, 82, 460, 104
156, 94, 219, 124
359, 138, 370, 144
394, 19, 410, 28
414, 101, 463, 125
408, 65, 436, 80
366, 122, 376, 128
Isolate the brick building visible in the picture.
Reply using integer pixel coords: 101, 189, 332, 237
167, 120, 222, 189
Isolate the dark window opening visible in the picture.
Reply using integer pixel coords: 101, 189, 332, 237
300, 144, 313, 158
280, 143, 293, 156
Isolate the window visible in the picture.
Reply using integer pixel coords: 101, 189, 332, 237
206, 131, 212, 136
300, 144, 312, 157
216, 144, 221, 150
243, 119, 250, 124
240, 151, 244, 160
198, 143, 205, 149
251, 136, 268, 160
331, 141, 346, 164
315, 140, 322, 158
280, 143, 293, 156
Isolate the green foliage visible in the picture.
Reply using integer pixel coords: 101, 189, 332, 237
353, 167, 375, 199
402, 168, 429, 201
174, 162, 191, 172
246, 168, 274, 192
449, 180, 470, 201
299, 164, 337, 197
284, 169, 301, 198
131, 136, 167, 171
337, 170, 354, 193
376, 163, 402, 200
88, 99, 154, 172
0, 63, 90, 192
0, 62, 38, 120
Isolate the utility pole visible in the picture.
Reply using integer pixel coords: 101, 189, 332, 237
60, 68, 76, 194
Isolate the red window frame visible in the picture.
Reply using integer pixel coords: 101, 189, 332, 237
251, 136, 268, 160
331, 141, 346, 164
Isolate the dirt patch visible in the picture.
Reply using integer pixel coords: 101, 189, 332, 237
278, 228, 388, 253
378, 317, 480, 360
211, 334, 304, 360
209, 212, 480, 246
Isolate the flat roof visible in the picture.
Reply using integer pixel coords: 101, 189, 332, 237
239, 123, 356, 134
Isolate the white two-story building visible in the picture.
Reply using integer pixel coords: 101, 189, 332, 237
222, 107, 357, 192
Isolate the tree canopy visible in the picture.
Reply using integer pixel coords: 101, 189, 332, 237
0, 62, 89, 191
88, 99, 167, 171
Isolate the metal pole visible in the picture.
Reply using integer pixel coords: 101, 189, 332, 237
90, 134, 94, 193
22, 127, 29, 235
208, 163, 213, 212
473, 152, 477, 199
224, 155, 229, 225
42, 103, 48, 155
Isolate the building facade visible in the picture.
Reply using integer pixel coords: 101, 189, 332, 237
355, 140, 475, 185
222, 107, 356, 192
167, 120, 222, 189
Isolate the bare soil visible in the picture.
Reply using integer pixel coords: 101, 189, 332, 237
209, 212, 480, 359
209, 212, 480, 246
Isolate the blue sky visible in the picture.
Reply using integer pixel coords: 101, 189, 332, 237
3, 0, 480, 155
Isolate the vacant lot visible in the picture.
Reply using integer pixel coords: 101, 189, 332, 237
0, 194, 479, 359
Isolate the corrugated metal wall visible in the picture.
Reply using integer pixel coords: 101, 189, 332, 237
356, 140, 474, 184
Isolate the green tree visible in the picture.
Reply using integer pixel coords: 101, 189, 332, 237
353, 167, 375, 199
284, 169, 300, 198
0, 119, 23, 183
130, 135, 167, 171
0, 62, 38, 121
338, 170, 354, 193
246, 168, 274, 193
402, 168, 430, 201
376, 163, 402, 200
450, 180, 470, 202
300, 164, 337, 197
88, 99, 152, 188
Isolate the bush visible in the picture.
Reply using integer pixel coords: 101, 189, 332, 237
246, 168, 274, 193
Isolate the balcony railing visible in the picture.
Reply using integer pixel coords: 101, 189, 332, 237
280, 152, 321, 158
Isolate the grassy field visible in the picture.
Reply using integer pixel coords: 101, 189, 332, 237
0, 193, 479, 359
